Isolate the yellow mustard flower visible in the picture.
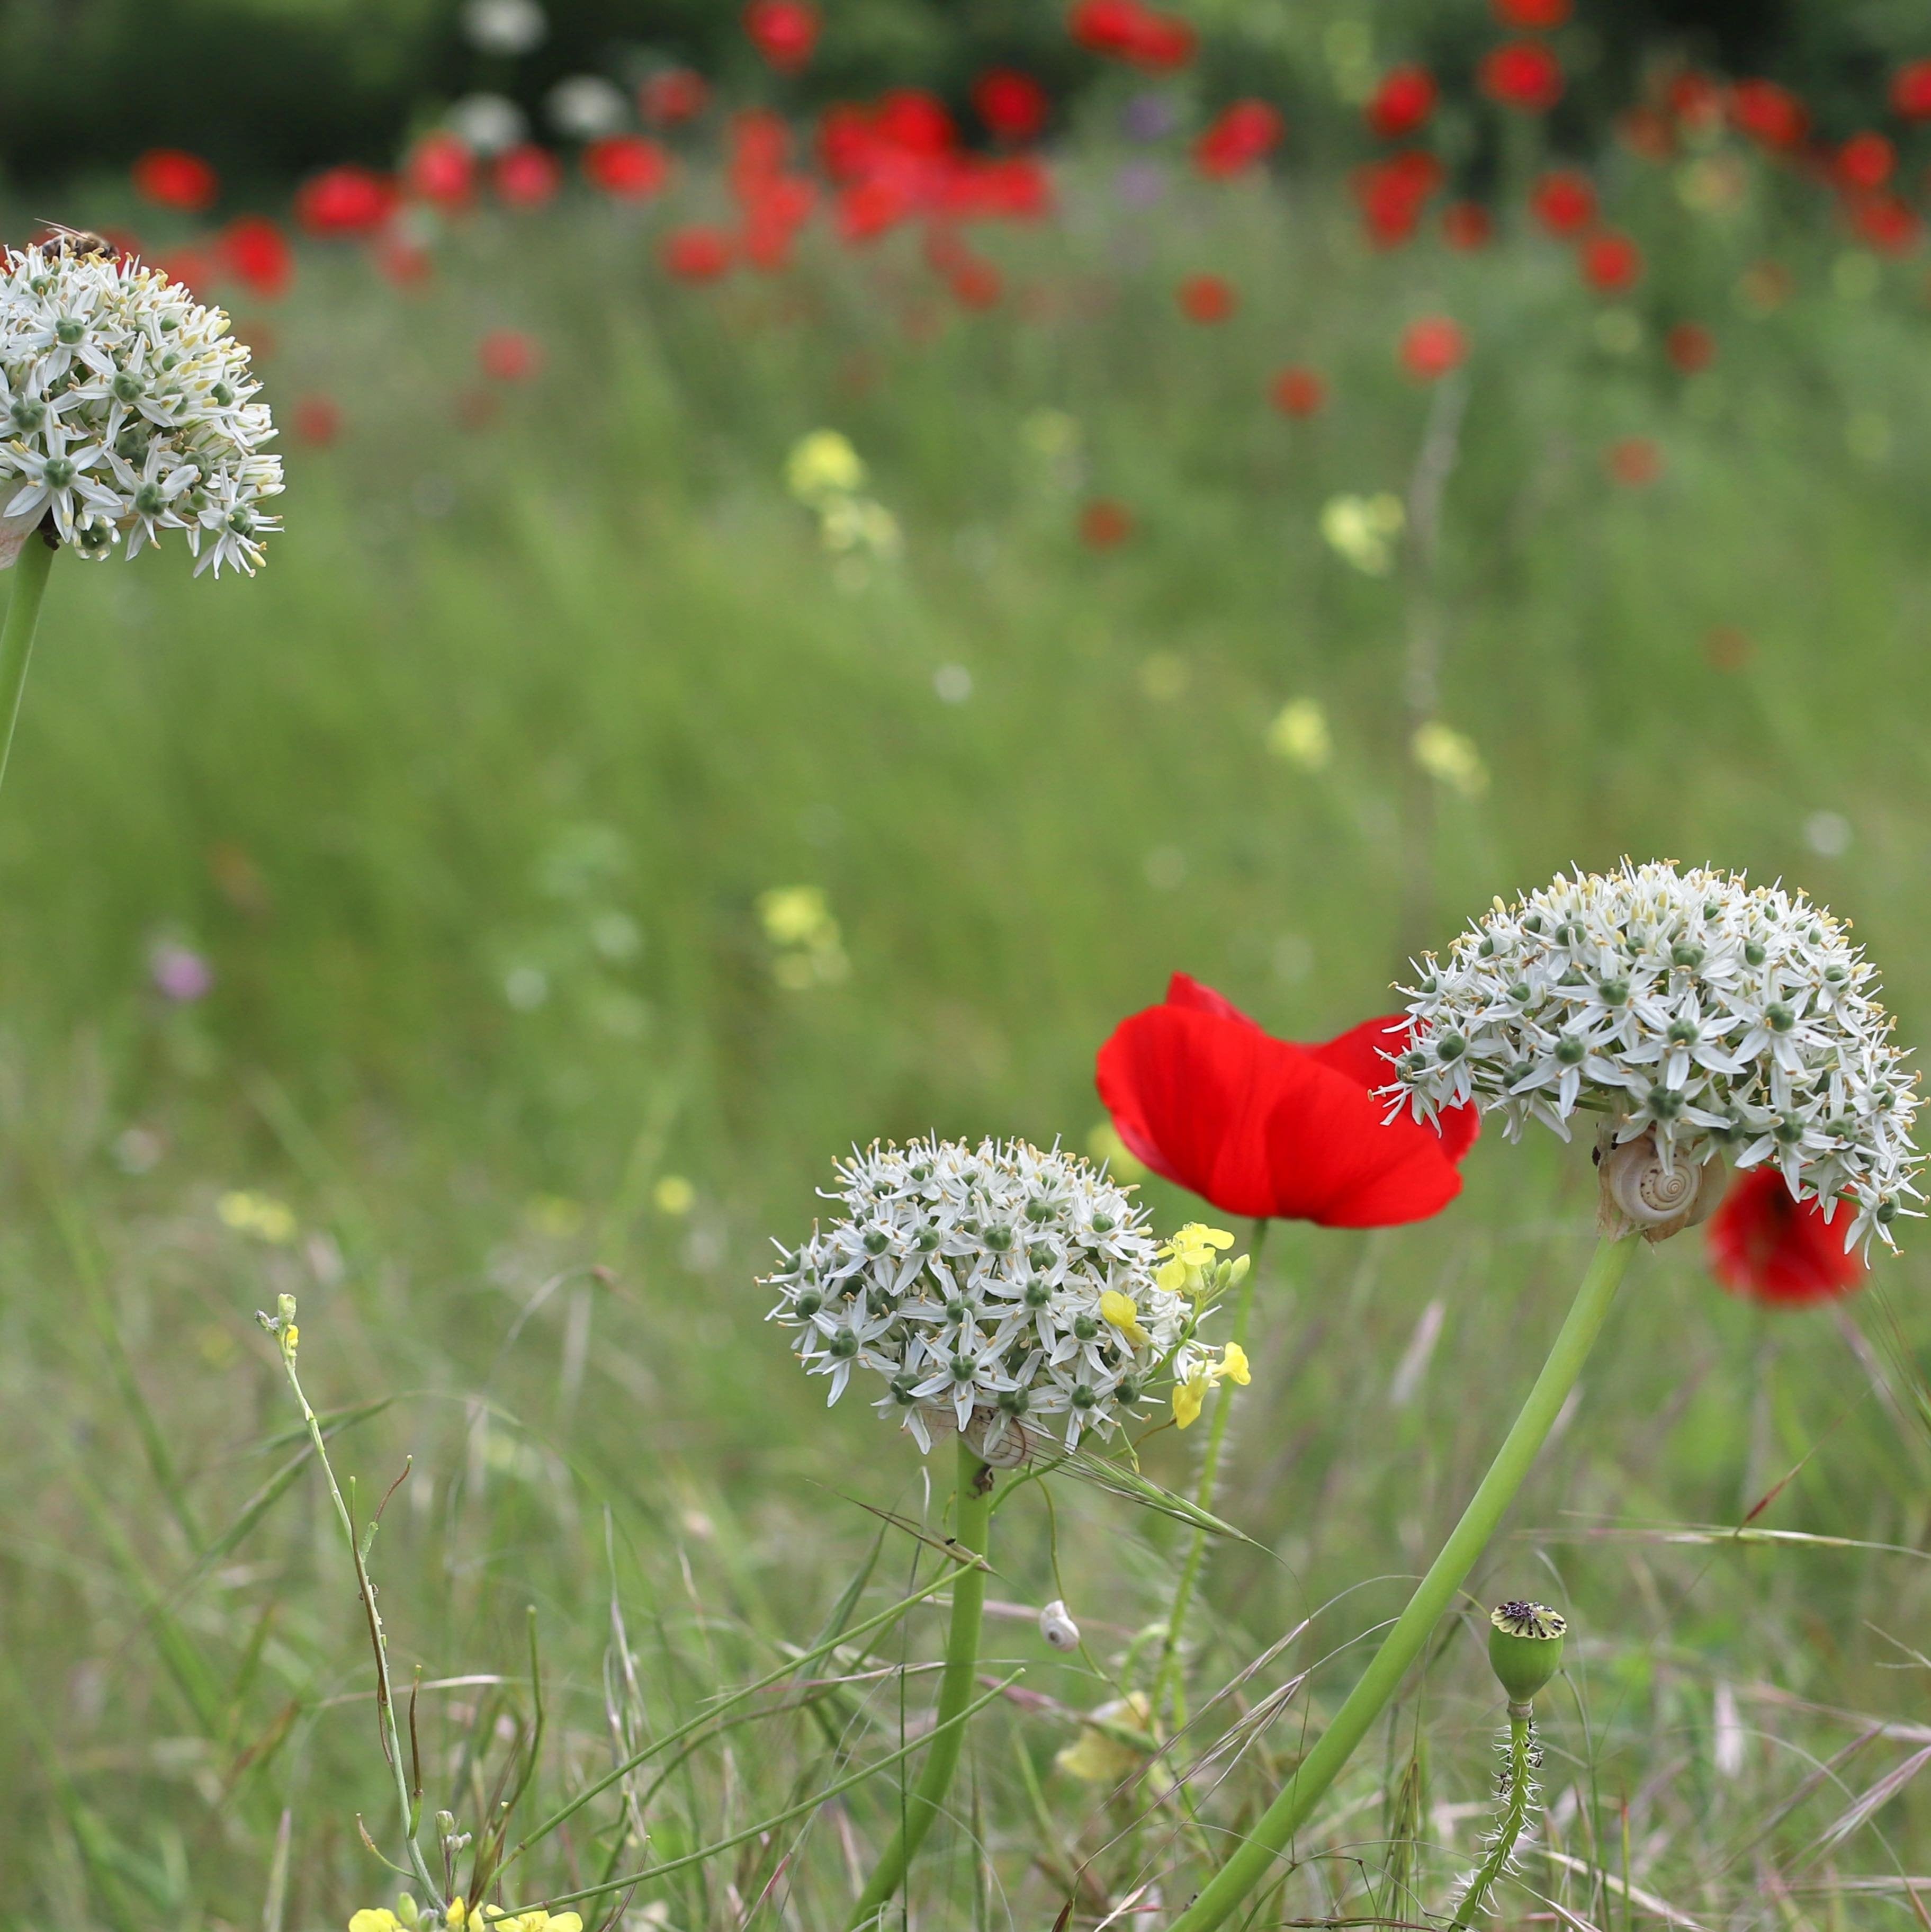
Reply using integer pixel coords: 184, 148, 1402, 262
483, 1912, 583, 1932
218, 1189, 297, 1244
1267, 697, 1332, 771
1411, 720, 1489, 798
786, 429, 866, 506
349, 1913, 401, 1932
1155, 1222, 1235, 1294
1055, 1692, 1156, 1783
1099, 1289, 1149, 1350
1173, 1343, 1254, 1429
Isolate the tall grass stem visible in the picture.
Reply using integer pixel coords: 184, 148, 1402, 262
1167, 1231, 1639, 1932
846, 1437, 992, 1928
0, 535, 53, 796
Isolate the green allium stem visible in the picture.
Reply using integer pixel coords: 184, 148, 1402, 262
1156, 1217, 1268, 1730
1448, 1709, 1534, 1931
1167, 1231, 1638, 1932
847, 1437, 993, 1928
0, 534, 54, 796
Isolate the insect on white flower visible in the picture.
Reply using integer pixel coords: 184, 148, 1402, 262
764, 1135, 1215, 1455
1387, 861, 1921, 1255
0, 237, 282, 575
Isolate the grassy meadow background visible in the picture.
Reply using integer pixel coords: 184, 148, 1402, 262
5, 149, 1931, 1928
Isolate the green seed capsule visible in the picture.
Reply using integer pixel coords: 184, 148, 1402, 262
1488, 1600, 1567, 1704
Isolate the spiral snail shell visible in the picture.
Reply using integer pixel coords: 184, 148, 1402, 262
1596, 1128, 1727, 1242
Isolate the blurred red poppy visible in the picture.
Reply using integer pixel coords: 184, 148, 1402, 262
1493, 0, 1569, 24
133, 148, 219, 213
1729, 78, 1808, 151
1442, 200, 1493, 249
1848, 192, 1921, 254
1665, 321, 1715, 373
374, 234, 433, 287
1480, 41, 1564, 114
1352, 149, 1444, 247
292, 395, 342, 446
1580, 229, 1643, 292
1530, 168, 1596, 236
1605, 436, 1663, 487
1365, 65, 1436, 141
583, 136, 670, 199
1095, 973, 1477, 1226
1080, 499, 1134, 548
1178, 273, 1236, 323
1068, 0, 1196, 71
662, 226, 734, 282
1892, 58, 1931, 121
1836, 131, 1894, 192
406, 132, 474, 210
641, 67, 711, 124
1400, 313, 1466, 380
295, 165, 398, 238
495, 145, 561, 208
1669, 71, 1725, 135
1706, 1167, 1865, 1307
221, 216, 293, 300
1618, 104, 1673, 162
949, 256, 1003, 309
744, 0, 820, 73
1194, 100, 1284, 178
973, 68, 1050, 142
479, 329, 543, 382
1270, 365, 1326, 417
155, 247, 218, 296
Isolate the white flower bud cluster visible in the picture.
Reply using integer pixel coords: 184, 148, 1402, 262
1388, 861, 1920, 1254
765, 1136, 1211, 1455
0, 240, 283, 576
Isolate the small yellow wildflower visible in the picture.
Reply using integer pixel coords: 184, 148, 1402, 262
785, 429, 866, 506
1155, 1222, 1235, 1294
1098, 1289, 1149, 1350
218, 1189, 297, 1244
1173, 1342, 1253, 1429
1411, 720, 1489, 799
1318, 491, 1404, 576
1267, 697, 1332, 771
758, 884, 836, 947
483, 1912, 583, 1932
446, 1903, 467, 1930
653, 1174, 695, 1215
349, 1912, 401, 1932
1055, 1692, 1156, 1783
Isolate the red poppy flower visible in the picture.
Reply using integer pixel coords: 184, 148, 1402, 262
1848, 192, 1921, 255
1837, 131, 1894, 192
1352, 150, 1444, 248
1080, 499, 1134, 548
478, 329, 543, 382
583, 136, 670, 199
1580, 229, 1643, 292
1604, 436, 1663, 488
1442, 200, 1493, 249
133, 148, 220, 213
1665, 321, 1715, 373
406, 131, 474, 210
1068, 0, 1196, 71
744, 0, 820, 73
1729, 78, 1808, 151
1493, 0, 1569, 25
973, 68, 1050, 142
1270, 365, 1326, 417
1365, 65, 1436, 141
1530, 168, 1596, 236
220, 216, 293, 301
295, 165, 398, 238
1400, 314, 1466, 381
662, 226, 734, 282
1194, 100, 1284, 179
1893, 59, 1931, 121
292, 395, 342, 446
495, 145, 561, 208
640, 67, 711, 124
1706, 1167, 1865, 1307
1480, 41, 1564, 114
1096, 973, 1477, 1226
1178, 273, 1236, 323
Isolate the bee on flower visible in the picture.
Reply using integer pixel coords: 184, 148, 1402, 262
764, 1136, 1225, 1454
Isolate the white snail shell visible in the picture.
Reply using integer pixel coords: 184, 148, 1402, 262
1039, 1599, 1082, 1652
1597, 1129, 1727, 1242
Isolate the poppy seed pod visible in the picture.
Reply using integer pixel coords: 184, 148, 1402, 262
1488, 1600, 1567, 1705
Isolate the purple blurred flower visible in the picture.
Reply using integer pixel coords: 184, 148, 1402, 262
1121, 92, 1178, 142
1115, 161, 1168, 209
151, 942, 214, 1003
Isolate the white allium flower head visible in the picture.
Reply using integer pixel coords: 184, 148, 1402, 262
765, 1136, 1213, 1455
461, 0, 547, 57
1388, 861, 1921, 1255
0, 239, 282, 576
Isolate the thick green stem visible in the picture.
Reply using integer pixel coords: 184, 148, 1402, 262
847, 1437, 992, 1928
1168, 1232, 1638, 1932
1448, 1709, 1533, 1931
0, 535, 54, 795
1156, 1218, 1268, 1729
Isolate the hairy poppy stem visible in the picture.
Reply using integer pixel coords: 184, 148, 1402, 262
1166, 1231, 1638, 1932
1156, 1217, 1269, 1730
847, 1438, 992, 1928
0, 535, 54, 797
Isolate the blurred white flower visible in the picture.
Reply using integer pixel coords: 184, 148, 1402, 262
462, 0, 547, 57
546, 75, 628, 141
447, 92, 530, 156
1319, 491, 1404, 575
1803, 811, 1852, 858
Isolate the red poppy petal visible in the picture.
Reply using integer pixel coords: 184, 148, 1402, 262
1306, 1012, 1481, 1164
1707, 1168, 1864, 1307
1163, 971, 1260, 1028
